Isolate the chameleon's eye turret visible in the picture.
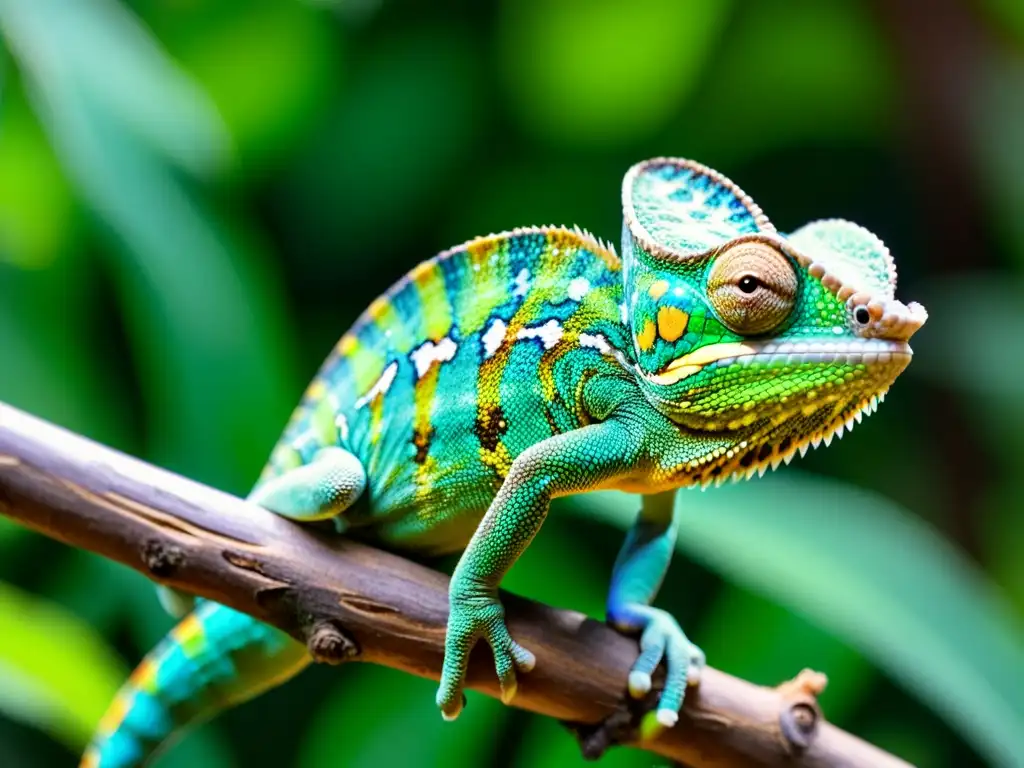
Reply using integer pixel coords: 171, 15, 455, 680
707, 241, 797, 335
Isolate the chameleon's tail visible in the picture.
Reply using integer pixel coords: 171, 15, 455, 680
80, 600, 310, 768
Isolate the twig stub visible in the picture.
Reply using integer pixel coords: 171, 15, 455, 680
307, 620, 359, 665
140, 538, 185, 577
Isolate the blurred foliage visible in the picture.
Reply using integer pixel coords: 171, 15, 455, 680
0, 1, 1021, 767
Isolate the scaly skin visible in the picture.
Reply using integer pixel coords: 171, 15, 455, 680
82, 158, 926, 766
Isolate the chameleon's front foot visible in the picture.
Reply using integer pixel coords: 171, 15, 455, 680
614, 605, 705, 729
435, 590, 536, 720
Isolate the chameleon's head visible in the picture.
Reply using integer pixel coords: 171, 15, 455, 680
621, 158, 928, 484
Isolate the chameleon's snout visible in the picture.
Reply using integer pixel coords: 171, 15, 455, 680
847, 295, 928, 343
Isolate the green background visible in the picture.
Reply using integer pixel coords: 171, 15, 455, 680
0, 1, 1022, 766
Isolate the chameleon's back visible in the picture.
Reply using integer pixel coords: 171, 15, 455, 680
261, 225, 628, 555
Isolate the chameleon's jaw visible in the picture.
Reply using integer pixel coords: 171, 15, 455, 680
639, 335, 918, 489
686, 388, 894, 490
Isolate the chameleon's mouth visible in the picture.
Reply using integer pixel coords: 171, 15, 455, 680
644, 338, 913, 387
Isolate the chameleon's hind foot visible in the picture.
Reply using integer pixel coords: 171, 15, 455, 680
435, 592, 536, 720
616, 606, 704, 730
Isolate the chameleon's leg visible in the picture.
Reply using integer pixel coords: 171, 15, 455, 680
156, 585, 195, 618
249, 445, 367, 522
607, 490, 705, 729
436, 419, 643, 720
153, 447, 366, 618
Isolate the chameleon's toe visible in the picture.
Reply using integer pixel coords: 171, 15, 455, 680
627, 608, 703, 726
627, 670, 652, 698
437, 592, 534, 718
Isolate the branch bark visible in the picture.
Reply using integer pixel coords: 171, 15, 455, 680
0, 402, 911, 768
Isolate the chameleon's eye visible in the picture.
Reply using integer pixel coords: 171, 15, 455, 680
707, 241, 797, 335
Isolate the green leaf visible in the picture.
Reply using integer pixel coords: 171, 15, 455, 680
1, 0, 300, 492
0, 580, 127, 750
689, 0, 894, 162
912, 275, 1024, 400
978, 0, 1024, 47
175, 3, 339, 171
515, 715, 654, 768
297, 665, 504, 768
571, 474, 1024, 767
498, 0, 731, 144
698, 586, 874, 722
972, 55, 1024, 268
285, 24, 479, 260
152, 723, 234, 768
0, 86, 78, 269
0, 0, 228, 176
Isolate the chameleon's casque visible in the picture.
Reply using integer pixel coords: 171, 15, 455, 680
82, 158, 926, 767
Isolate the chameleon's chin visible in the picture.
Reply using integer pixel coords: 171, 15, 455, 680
682, 387, 897, 490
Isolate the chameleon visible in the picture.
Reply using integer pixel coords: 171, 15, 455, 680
81, 158, 927, 767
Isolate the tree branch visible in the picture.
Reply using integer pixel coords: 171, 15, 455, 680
0, 402, 910, 768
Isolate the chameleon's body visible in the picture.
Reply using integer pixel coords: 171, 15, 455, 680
82, 159, 926, 767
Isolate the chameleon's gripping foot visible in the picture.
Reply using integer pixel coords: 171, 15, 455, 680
436, 592, 536, 721
624, 608, 705, 726
563, 609, 704, 760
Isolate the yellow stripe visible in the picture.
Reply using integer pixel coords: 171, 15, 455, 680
170, 613, 206, 658
411, 260, 452, 341
459, 239, 506, 334
647, 341, 759, 385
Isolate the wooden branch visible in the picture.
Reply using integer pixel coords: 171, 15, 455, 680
0, 402, 911, 768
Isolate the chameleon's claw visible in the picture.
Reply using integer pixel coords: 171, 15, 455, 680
656, 708, 679, 728
628, 670, 652, 698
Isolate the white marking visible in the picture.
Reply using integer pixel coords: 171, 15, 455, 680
579, 332, 612, 355
516, 319, 563, 350
355, 361, 398, 408
619, 303, 629, 324
410, 337, 458, 378
335, 413, 350, 442
567, 277, 590, 301
482, 318, 508, 358
513, 268, 531, 297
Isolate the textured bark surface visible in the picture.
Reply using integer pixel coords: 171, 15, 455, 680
0, 402, 911, 767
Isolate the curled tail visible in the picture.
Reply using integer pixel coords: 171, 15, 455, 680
81, 601, 310, 768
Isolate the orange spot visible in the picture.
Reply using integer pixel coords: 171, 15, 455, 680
648, 280, 670, 300
657, 306, 689, 342
636, 320, 656, 351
